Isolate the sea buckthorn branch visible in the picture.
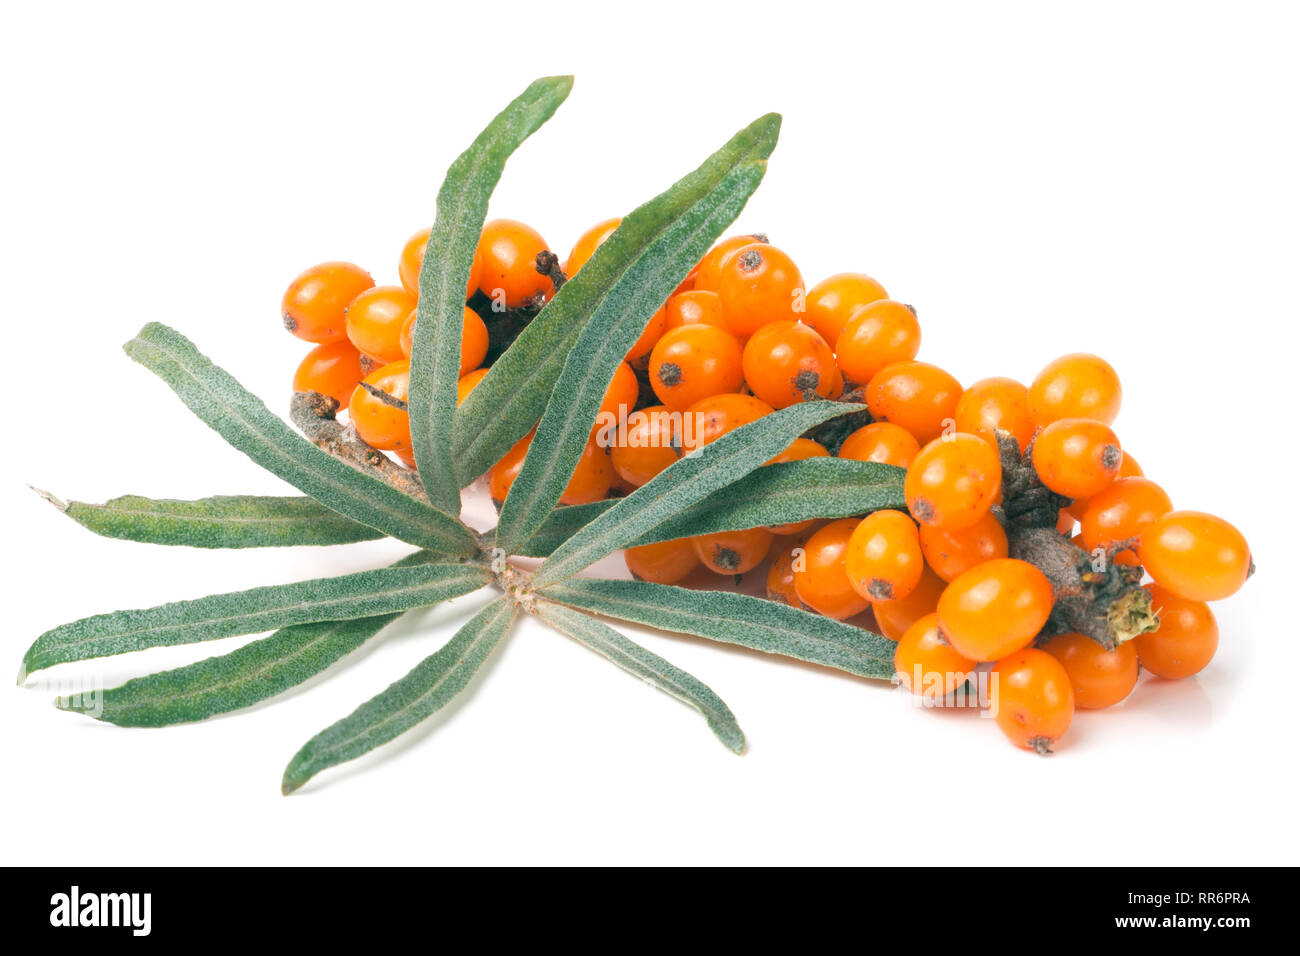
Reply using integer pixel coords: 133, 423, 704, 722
289, 390, 427, 502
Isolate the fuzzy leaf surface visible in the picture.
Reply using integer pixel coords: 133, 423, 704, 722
281, 597, 515, 793
407, 76, 573, 513
536, 601, 744, 753
511, 501, 616, 558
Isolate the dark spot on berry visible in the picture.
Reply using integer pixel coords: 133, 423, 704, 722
657, 362, 683, 387
868, 578, 894, 601
750, 232, 770, 244
359, 354, 382, 376
282, 312, 298, 333
911, 497, 935, 523
903, 303, 917, 316
737, 249, 764, 273
1101, 444, 1122, 470
793, 369, 821, 393
713, 547, 741, 571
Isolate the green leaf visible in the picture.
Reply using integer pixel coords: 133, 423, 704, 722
407, 76, 573, 514
41, 491, 384, 548
124, 323, 477, 556
55, 552, 438, 727
496, 161, 767, 554
541, 579, 896, 680
20, 561, 490, 681
634, 458, 906, 545
536, 601, 744, 753
282, 597, 516, 794
512, 500, 617, 558
453, 112, 782, 485
531, 400, 857, 587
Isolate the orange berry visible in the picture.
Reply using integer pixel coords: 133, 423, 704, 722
610, 406, 681, 487
680, 393, 774, 453
665, 290, 727, 330
904, 433, 1002, 531
488, 429, 613, 505
715, 243, 805, 337
1028, 353, 1122, 426
692, 234, 769, 294
953, 376, 1035, 452
624, 537, 699, 585
937, 558, 1054, 661
292, 340, 365, 407
1032, 418, 1122, 499
345, 285, 418, 365
1137, 511, 1251, 602
864, 361, 963, 445
348, 360, 411, 451
989, 649, 1074, 753
742, 320, 838, 409
564, 217, 621, 276
457, 368, 488, 406
894, 613, 976, 700
398, 305, 489, 377
1042, 633, 1138, 709
399, 227, 481, 302
592, 360, 639, 435
625, 305, 668, 367
834, 299, 920, 385
1068, 448, 1145, 520
1135, 584, 1219, 678
919, 511, 1008, 583
691, 527, 774, 576
838, 422, 920, 468
648, 324, 744, 411
845, 510, 924, 602
804, 273, 889, 346
873, 566, 946, 641
282, 261, 375, 343
1078, 477, 1172, 562
476, 219, 551, 307
793, 518, 871, 620
766, 537, 807, 607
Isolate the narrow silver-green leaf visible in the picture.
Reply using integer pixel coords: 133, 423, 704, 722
512, 500, 617, 558
125, 323, 476, 556
408, 76, 573, 513
496, 161, 767, 554
634, 458, 906, 545
43, 491, 383, 548
531, 400, 857, 587
453, 112, 782, 485
541, 579, 895, 680
55, 553, 439, 726
536, 601, 744, 753
282, 597, 516, 794
21, 561, 490, 681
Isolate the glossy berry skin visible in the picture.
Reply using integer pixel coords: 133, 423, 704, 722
804, 273, 889, 346
834, 299, 921, 385
1042, 633, 1139, 709
919, 511, 1008, 583
624, 537, 699, 585
1136, 584, 1219, 678
904, 433, 1002, 531
953, 377, 1035, 452
399, 227, 481, 302
845, 510, 924, 602
1079, 477, 1172, 561
895, 613, 976, 700
864, 361, 964, 445
873, 566, 946, 642
489, 429, 613, 506
1031, 418, 1122, 499
456, 368, 488, 406
625, 307, 668, 367
692, 234, 769, 294
989, 649, 1074, 753
1137, 511, 1251, 602
665, 290, 727, 330
476, 219, 552, 307
742, 320, 838, 409
592, 361, 639, 436
348, 360, 411, 451
766, 537, 807, 607
765, 438, 830, 534
793, 518, 872, 620
282, 262, 375, 343
611, 405, 680, 487
345, 285, 418, 365
649, 324, 744, 411
692, 527, 774, 576
838, 422, 920, 468
1028, 352, 1122, 426
564, 217, 621, 276
715, 243, 805, 337
292, 340, 366, 408
681, 393, 774, 453
937, 558, 1054, 661
398, 305, 489, 377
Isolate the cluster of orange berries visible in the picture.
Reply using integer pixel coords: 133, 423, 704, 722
283, 220, 1252, 755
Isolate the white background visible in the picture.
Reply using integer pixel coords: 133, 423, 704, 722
2, 1, 1296, 865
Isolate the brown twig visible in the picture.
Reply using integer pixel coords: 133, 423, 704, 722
289, 391, 426, 500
